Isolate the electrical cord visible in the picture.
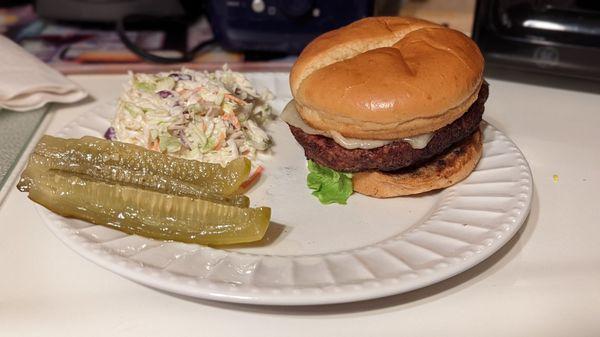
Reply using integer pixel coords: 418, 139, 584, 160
116, 15, 216, 64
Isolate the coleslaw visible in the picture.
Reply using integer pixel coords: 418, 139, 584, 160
110, 67, 274, 166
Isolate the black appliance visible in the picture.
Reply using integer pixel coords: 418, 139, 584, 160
34, 0, 206, 63
472, 0, 600, 88
35, 0, 199, 22
33, 0, 380, 61
207, 0, 374, 54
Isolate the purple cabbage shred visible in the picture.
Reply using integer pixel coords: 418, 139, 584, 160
104, 127, 116, 140
158, 90, 173, 98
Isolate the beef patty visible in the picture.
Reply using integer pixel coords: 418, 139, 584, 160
289, 81, 488, 172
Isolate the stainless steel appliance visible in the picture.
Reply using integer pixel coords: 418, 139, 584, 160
472, 0, 600, 89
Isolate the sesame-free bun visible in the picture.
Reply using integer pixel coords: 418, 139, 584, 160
352, 129, 483, 197
290, 17, 484, 140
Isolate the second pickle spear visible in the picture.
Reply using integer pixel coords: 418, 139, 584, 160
28, 170, 271, 245
34, 135, 251, 196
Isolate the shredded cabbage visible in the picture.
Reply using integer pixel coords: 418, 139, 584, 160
111, 66, 274, 166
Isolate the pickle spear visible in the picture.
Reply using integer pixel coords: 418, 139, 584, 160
34, 135, 250, 196
17, 154, 250, 208
28, 170, 270, 245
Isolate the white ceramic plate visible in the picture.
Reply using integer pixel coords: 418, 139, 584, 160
36, 73, 532, 305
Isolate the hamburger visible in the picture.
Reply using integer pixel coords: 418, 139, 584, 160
282, 17, 487, 200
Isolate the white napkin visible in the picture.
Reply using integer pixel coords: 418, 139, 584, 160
0, 36, 87, 111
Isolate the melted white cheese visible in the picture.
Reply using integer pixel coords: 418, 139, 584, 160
280, 101, 433, 150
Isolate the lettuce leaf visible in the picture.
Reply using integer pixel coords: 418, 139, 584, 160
307, 160, 353, 205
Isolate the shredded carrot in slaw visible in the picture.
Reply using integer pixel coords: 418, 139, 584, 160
213, 132, 227, 151
224, 93, 246, 105
149, 138, 160, 152
240, 166, 264, 191
223, 113, 241, 129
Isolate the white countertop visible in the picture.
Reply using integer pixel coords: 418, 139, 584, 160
1, 74, 599, 337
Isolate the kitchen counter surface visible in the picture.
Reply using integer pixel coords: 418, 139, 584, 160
1, 74, 599, 337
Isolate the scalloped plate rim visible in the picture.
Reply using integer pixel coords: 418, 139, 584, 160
31, 74, 533, 306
